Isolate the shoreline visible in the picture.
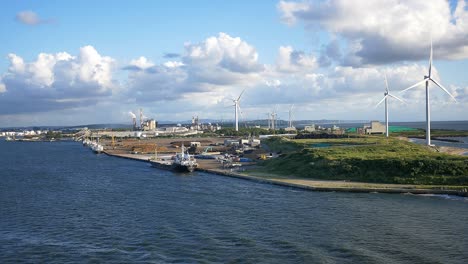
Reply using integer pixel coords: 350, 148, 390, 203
103, 151, 468, 198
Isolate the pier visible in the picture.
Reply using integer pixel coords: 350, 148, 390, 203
103, 150, 468, 197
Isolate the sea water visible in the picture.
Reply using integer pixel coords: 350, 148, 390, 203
1, 140, 467, 263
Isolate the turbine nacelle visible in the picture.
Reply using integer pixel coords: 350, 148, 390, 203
231, 89, 245, 131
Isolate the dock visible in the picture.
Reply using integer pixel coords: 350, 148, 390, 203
103, 151, 468, 197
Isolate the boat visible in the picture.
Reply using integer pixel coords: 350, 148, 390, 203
150, 159, 173, 170
93, 144, 104, 154
89, 141, 104, 154
82, 139, 91, 146
172, 145, 198, 172
150, 145, 198, 173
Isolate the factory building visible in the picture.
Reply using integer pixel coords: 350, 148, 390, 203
364, 121, 385, 134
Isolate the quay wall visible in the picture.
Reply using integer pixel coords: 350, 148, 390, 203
104, 151, 468, 197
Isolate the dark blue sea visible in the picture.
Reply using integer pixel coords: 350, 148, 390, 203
1, 140, 468, 263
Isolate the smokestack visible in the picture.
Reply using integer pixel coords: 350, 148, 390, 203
139, 108, 143, 129
129, 112, 137, 130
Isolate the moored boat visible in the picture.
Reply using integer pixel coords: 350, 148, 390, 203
172, 145, 198, 172
92, 143, 104, 154
150, 145, 198, 173
150, 159, 173, 170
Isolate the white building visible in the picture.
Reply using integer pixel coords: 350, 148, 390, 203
304, 124, 316, 132
365, 121, 385, 134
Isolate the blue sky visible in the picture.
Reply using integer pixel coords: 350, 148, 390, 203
0, 0, 467, 126
0, 1, 305, 67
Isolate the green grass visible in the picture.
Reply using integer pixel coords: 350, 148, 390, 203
392, 129, 468, 137
258, 137, 468, 185
347, 126, 417, 133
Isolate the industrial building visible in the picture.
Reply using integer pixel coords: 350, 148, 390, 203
364, 121, 386, 134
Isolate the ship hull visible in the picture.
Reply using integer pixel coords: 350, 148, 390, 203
172, 163, 196, 173
150, 160, 173, 171
150, 160, 196, 173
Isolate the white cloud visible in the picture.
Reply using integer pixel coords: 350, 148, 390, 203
184, 32, 264, 74
8, 54, 25, 73
0, 32, 465, 125
163, 61, 185, 68
278, 0, 468, 65
77, 46, 115, 88
129, 56, 155, 70
121, 32, 465, 122
0, 46, 117, 114
276, 46, 318, 73
125, 33, 265, 105
15, 11, 50, 25
277, 0, 309, 25
265, 79, 281, 87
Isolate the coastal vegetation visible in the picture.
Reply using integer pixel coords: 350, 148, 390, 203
257, 136, 468, 185
45, 131, 62, 139
389, 128, 468, 138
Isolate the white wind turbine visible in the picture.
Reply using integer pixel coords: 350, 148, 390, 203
232, 89, 245, 131
375, 74, 404, 137
270, 106, 278, 130
400, 39, 457, 146
288, 104, 295, 129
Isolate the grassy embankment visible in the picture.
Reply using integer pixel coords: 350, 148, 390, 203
391, 128, 468, 138
255, 136, 468, 185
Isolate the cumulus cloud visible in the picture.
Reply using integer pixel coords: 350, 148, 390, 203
0, 83, 6, 93
278, 0, 468, 65
124, 33, 265, 104
0, 46, 117, 114
121, 32, 464, 122
276, 46, 318, 73
122, 56, 155, 71
163, 61, 185, 68
1, 32, 465, 125
15, 10, 51, 25
184, 32, 264, 77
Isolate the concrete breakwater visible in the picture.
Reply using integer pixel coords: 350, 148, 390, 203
104, 151, 468, 197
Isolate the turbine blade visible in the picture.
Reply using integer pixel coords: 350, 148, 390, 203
375, 96, 387, 108
384, 74, 389, 93
400, 79, 427, 93
237, 89, 246, 101
238, 105, 245, 122
429, 37, 433, 78
430, 78, 457, 102
387, 93, 405, 103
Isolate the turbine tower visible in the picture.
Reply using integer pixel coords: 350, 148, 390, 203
400, 39, 457, 146
232, 89, 245, 131
375, 75, 404, 137
288, 104, 295, 129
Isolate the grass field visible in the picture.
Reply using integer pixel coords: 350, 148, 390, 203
257, 136, 468, 185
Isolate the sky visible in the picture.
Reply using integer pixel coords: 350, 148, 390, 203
0, 0, 467, 127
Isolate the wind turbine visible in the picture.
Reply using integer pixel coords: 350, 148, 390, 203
232, 89, 245, 131
265, 113, 271, 129
375, 74, 404, 137
400, 39, 457, 146
288, 104, 295, 129
270, 106, 278, 130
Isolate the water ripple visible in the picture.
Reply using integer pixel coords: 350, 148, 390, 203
1, 141, 467, 263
